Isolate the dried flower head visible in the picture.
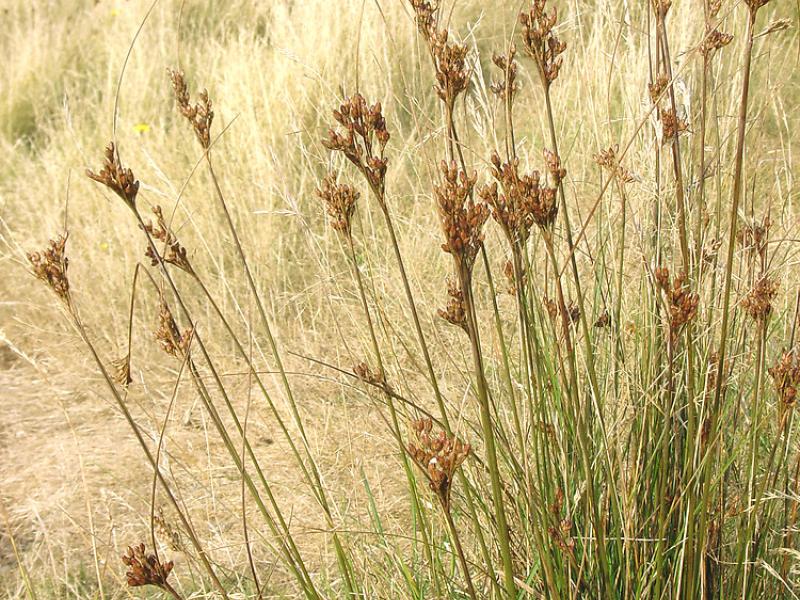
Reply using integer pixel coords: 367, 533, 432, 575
121, 543, 174, 589
87, 142, 139, 209
354, 361, 387, 390
435, 161, 488, 276
111, 355, 132, 388
648, 73, 670, 104
140, 206, 194, 275
741, 275, 779, 323
27, 234, 70, 303
745, 0, 773, 14
701, 29, 734, 58
323, 94, 389, 194
769, 350, 800, 423
543, 148, 566, 185
169, 69, 214, 150
407, 418, 471, 510
594, 310, 611, 328
593, 144, 636, 184
655, 267, 699, 341
317, 174, 359, 236
659, 108, 689, 143
155, 297, 193, 359
519, 0, 567, 85
737, 215, 770, 261
490, 44, 520, 100
437, 278, 468, 332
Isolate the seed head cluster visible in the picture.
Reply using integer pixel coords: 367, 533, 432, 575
490, 45, 519, 100
655, 268, 699, 341
140, 206, 194, 275
437, 279, 468, 332
86, 142, 139, 210
317, 174, 359, 236
323, 94, 389, 194
593, 145, 635, 184
121, 543, 174, 589
434, 161, 488, 276
741, 275, 779, 323
519, 0, 567, 86
27, 235, 70, 303
155, 297, 193, 359
769, 350, 800, 420
407, 418, 470, 510
169, 69, 214, 150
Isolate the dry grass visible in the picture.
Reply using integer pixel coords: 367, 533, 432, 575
1, 0, 800, 598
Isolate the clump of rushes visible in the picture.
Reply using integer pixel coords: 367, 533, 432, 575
122, 543, 182, 600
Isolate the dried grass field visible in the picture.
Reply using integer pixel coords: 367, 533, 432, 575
1, 0, 800, 598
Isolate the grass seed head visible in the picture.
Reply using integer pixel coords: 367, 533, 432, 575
140, 206, 194, 275
317, 174, 359, 237
407, 418, 470, 510
655, 268, 699, 341
519, 0, 567, 86
27, 234, 70, 304
121, 543, 174, 589
741, 275, 779, 323
437, 278, 468, 333
490, 44, 519, 100
769, 350, 800, 422
86, 142, 139, 210
155, 297, 193, 359
169, 69, 214, 149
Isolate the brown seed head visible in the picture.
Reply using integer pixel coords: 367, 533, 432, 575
741, 275, 779, 323
27, 234, 70, 304
317, 174, 359, 236
87, 142, 139, 209
701, 29, 734, 57
169, 69, 214, 149
490, 44, 520, 100
655, 268, 699, 341
139, 206, 194, 275
769, 350, 800, 421
519, 0, 567, 85
407, 418, 470, 510
121, 543, 174, 589
155, 297, 193, 359
593, 144, 636, 184
437, 278, 469, 333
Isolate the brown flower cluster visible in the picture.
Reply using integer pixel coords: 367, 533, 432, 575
407, 418, 470, 510
437, 279, 468, 332
435, 161, 488, 276
737, 215, 770, 261
169, 69, 214, 150
140, 206, 194, 275
543, 295, 579, 325
593, 144, 635, 184
655, 267, 699, 341
659, 108, 689, 143
317, 174, 359, 236
87, 142, 139, 209
701, 29, 734, 58
769, 350, 800, 421
111, 355, 132, 388
490, 45, 519, 100
323, 94, 389, 194
548, 488, 576, 555
741, 275, 779, 323
519, 0, 567, 85
121, 543, 174, 589
155, 297, 193, 359
746, 0, 773, 13
409, 1, 470, 110
353, 361, 387, 390
28, 234, 70, 303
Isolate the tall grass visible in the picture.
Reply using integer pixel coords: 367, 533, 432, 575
4, 0, 800, 597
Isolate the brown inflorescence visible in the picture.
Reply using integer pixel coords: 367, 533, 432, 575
435, 161, 488, 277
737, 215, 770, 262
353, 361, 388, 390
87, 142, 140, 210
655, 267, 699, 341
741, 275, 779, 323
519, 0, 567, 86
27, 234, 70, 304
701, 29, 734, 58
593, 144, 636, 184
408, 1, 471, 110
407, 418, 470, 510
317, 174, 359, 237
169, 69, 214, 150
437, 279, 468, 332
140, 206, 194, 275
769, 350, 800, 424
490, 44, 520, 100
323, 94, 389, 195
121, 543, 174, 589
155, 297, 193, 359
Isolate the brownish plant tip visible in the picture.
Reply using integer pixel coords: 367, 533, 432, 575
655, 267, 699, 341
769, 350, 799, 423
169, 69, 214, 150
519, 0, 567, 86
652, 0, 673, 18
86, 142, 139, 210
701, 29, 734, 58
155, 296, 193, 359
407, 418, 470, 510
122, 543, 174, 589
140, 206, 194, 275
741, 275, 779, 323
27, 234, 70, 304
317, 174, 359, 236
323, 94, 389, 195
480, 153, 537, 246
435, 161, 487, 277
354, 361, 388, 391
746, 0, 773, 14
437, 278, 468, 333
594, 145, 636, 184
111, 355, 133, 388
737, 215, 770, 261
490, 44, 519, 100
